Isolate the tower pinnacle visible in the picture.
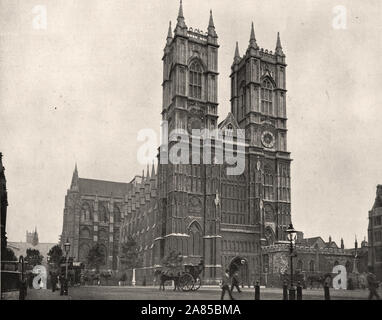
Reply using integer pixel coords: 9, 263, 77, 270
209, 10, 214, 28
174, 0, 187, 36
275, 32, 284, 56
248, 22, 258, 49
167, 21, 173, 41
146, 164, 150, 180
208, 10, 218, 43
178, 0, 184, 18
175, 0, 187, 32
234, 41, 240, 63
70, 163, 79, 191
151, 161, 155, 178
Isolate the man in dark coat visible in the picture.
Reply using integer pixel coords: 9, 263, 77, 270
51, 271, 58, 292
220, 269, 234, 300
367, 270, 380, 300
231, 271, 242, 293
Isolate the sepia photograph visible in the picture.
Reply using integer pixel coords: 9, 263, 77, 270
1, 0, 382, 308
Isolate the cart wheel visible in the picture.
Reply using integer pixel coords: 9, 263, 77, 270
192, 277, 201, 291
181, 273, 194, 292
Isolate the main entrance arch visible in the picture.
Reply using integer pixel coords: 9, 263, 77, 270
228, 256, 249, 286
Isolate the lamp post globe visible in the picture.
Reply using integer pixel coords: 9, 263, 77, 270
63, 239, 70, 296
286, 224, 297, 300
64, 239, 71, 254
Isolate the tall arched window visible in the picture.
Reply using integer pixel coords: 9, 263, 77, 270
309, 260, 315, 272
189, 62, 202, 99
98, 204, 108, 223
263, 166, 274, 200
239, 82, 245, 120
188, 222, 202, 256
297, 260, 303, 271
114, 205, 121, 223
261, 79, 273, 115
81, 202, 92, 221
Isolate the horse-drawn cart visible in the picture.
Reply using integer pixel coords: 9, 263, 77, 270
155, 260, 204, 292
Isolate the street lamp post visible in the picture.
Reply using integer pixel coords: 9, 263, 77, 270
286, 224, 297, 300
64, 239, 71, 296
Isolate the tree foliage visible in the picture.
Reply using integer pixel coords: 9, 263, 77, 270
119, 235, 142, 270
87, 243, 105, 272
47, 245, 63, 267
1, 247, 17, 261
25, 248, 43, 267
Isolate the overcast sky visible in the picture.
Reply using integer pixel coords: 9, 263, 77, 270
1, 0, 381, 247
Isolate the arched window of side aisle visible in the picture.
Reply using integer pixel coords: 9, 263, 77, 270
309, 260, 315, 272
261, 79, 273, 115
188, 222, 202, 256
189, 61, 202, 99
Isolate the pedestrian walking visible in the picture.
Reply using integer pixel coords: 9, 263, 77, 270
220, 269, 235, 300
366, 269, 380, 300
51, 272, 58, 292
231, 271, 242, 293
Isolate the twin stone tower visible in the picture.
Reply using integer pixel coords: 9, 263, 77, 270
61, 1, 291, 284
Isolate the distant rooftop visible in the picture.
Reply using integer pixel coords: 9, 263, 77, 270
78, 178, 132, 198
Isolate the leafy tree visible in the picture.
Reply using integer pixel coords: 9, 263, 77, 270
1, 247, 17, 261
87, 243, 105, 272
119, 235, 142, 270
25, 248, 43, 267
47, 245, 63, 267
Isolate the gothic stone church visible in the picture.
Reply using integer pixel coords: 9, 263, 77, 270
61, 2, 292, 285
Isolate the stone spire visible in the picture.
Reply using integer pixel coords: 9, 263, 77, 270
175, 0, 187, 34
234, 41, 240, 63
248, 22, 258, 49
70, 163, 79, 191
166, 21, 173, 45
146, 164, 150, 181
207, 9, 217, 38
341, 238, 344, 250
275, 32, 284, 56
151, 162, 155, 178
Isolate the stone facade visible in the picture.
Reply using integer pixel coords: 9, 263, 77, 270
262, 234, 368, 287
61, 164, 133, 270
61, 3, 292, 285
368, 185, 382, 279
8, 229, 56, 265
145, 3, 290, 284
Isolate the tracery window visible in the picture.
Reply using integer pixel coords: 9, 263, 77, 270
189, 62, 202, 99
81, 202, 92, 221
309, 260, 315, 272
98, 204, 108, 223
188, 222, 202, 256
114, 205, 121, 223
261, 79, 273, 115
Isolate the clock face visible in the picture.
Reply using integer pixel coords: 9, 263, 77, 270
261, 131, 275, 148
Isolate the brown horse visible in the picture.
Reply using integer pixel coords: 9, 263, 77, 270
154, 269, 181, 291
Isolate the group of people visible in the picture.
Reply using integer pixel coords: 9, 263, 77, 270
219, 269, 381, 300
220, 270, 242, 300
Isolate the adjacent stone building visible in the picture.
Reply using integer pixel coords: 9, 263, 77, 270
262, 234, 367, 286
8, 228, 56, 265
368, 185, 382, 280
60, 164, 134, 270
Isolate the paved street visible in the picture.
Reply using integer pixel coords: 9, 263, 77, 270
20, 285, 379, 300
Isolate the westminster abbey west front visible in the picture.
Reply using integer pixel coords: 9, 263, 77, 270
61, 2, 292, 285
